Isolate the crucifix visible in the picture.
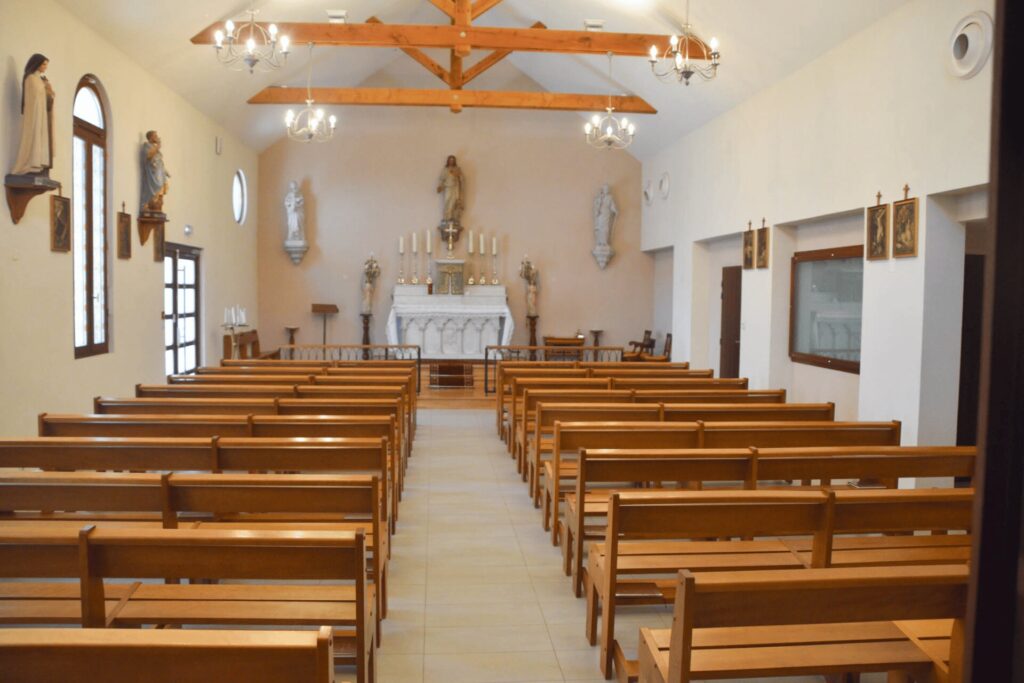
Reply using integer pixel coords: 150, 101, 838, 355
876, 191, 882, 206
442, 221, 459, 257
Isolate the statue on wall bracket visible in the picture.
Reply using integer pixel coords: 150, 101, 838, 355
283, 180, 309, 265
5, 53, 60, 224
592, 184, 618, 270
138, 130, 170, 253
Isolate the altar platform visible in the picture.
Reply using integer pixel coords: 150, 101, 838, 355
385, 284, 513, 360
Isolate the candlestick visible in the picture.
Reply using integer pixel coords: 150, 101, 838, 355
492, 252, 499, 285
399, 236, 404, 255
412, 231, 418, 254
468, 230, 474, 255
426, 229, 432, 254
479, 233, 485, 255
492, 235, 497, 256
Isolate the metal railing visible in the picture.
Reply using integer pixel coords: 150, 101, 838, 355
278, 344, 423, 392
482, 345, 625, 394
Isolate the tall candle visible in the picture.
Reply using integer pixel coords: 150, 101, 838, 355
492, 236, 497, 256
426, 229, 432, 254
479, 233, 485, 255
412, 231, 418, 254
399, 236, 404, 255
468, 230, 474, 254
223, 307, 230, 325
239, 307, 247, 325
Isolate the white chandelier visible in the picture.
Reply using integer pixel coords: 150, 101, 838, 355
584, 53, 636, 151
648, 0, 720, 85
285, 44, 337, 143
213, 6, 290, 74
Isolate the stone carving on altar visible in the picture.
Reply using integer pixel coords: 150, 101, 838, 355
592, 184, 618, 270
519, 255, 539, 317
140, 131, 171, 214
283, 180, 309, 265
361, 253, 381, 315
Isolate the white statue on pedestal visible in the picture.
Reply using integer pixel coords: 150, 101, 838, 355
361, 253, 381, 315
592, 184, 618, 270
283, 180, 309, 265
519, 255, 539, 317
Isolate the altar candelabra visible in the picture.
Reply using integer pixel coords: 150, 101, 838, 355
467, 229, 476, 285
411, 231, 420, 284
478, 233, 488, 285
397, 235, 406, 284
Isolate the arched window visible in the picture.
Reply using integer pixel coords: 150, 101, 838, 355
232, 169, 247, 224
72, 75, 109, 358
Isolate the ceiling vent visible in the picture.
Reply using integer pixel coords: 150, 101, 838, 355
326, 9, 348, 24
949, 11, 993, 80
584, 19, 605, 32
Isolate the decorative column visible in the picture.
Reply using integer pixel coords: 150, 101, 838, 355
361, 314, 372, 360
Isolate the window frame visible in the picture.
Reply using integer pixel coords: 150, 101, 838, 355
232, 169, 248, 225
72, 75, 109, 359
788, 244, 864, 375
163, 243, 202, 375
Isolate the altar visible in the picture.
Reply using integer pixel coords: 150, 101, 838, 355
385, 284, 513, 359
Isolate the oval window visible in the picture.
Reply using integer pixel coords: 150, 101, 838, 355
232, 169, 247, 224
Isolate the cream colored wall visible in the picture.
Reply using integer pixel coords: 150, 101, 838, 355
0, 0, 259, 435
257, 72, 650, 351
651, 248, 673, 352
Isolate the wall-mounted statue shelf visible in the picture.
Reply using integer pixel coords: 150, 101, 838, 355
137, 212, 167, 246
4, 174, 60, 224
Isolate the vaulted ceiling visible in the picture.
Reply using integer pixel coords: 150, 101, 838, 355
56, 0, 907, 159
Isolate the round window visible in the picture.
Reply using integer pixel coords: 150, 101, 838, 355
232, 169, 248, 224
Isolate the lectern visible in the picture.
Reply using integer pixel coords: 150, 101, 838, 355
311, 303, 339, 345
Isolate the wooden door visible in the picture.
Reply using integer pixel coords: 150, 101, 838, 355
956, 254, 985, 447
719, 266, 742, 378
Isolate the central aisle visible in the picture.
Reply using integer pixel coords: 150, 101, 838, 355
375, 409, 650, 683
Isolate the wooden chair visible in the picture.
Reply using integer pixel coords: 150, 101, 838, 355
637, 565, 967, 683
623, 330, 655, 361
640, 334, 672, 362
0, 627, 336, 683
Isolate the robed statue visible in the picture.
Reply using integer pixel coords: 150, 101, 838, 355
140, 131, 170, 214
284, 181, 305, 242
592, 184, 618, 270
12, 53, 55, 176
519, 255, 539, 317
437, 155, 464, 226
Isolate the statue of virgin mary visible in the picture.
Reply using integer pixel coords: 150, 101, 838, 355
12, 53, 55, 177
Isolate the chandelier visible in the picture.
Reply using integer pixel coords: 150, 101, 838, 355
284, 44, 337, 143
584, 53, 636, 151
213, 6, 290, 74
648, 0, 720, 85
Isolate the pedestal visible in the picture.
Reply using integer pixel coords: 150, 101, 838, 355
4, 174, 60, 224
138, 212, 167, 261
285, 326, 299, 345
527, 315, 539, 360
361, 314, 372, 359
284, 239, 309, 265
590, 329, 604, 347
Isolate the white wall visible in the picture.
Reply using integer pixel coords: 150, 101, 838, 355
642, 0, 993, 444
0, 0, 259, 435
651, 247, 674, 352
691, 234, 741, 376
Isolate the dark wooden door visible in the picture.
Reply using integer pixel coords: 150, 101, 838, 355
719, 266, 742, 378
957, 254, 985, 447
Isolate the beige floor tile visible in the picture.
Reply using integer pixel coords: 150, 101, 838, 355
423, 651, 564, 683
426, 580, 536, 605
425, 601, 546, 628
424, 624, 554, 653
376, 653, 424, 683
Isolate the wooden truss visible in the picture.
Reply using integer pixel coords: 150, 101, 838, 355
191, 0, 685, 114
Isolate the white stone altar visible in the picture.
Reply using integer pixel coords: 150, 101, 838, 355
386, 284, 513, 359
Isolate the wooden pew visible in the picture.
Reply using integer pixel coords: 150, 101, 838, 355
0, 526, 376, 681
589, 369, 713, 379
0, 627, 336, 683
579, 362, 691, 370
609, 378, 749, 391
221, 359, 333, 367
636, 565, 967, 683
507, 378, 613, 454
545, 420, 903, 544
495, 367, 589, 438
633, 389, 786, 404
587, 488, 972, 678
0, 471, 389, 625
563, 445, 977, 597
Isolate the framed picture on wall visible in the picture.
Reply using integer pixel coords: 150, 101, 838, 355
50, 195, 70, 252
865, 203, 890, 260
117, 211, 132, 259
742, 229, 755, 269
892, 197, 919, 258
756, 226, 770, 268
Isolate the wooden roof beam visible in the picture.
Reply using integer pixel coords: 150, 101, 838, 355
461, 21, 545, 86
191, 23, 682, 58
248, 87, 658, 114
367, 16, 450, 85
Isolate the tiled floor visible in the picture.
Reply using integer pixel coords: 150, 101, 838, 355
366, 409, 880, 683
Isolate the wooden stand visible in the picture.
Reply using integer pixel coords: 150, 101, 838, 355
311, 303, 339, 345
590, 329, 604, 347
360, 314, 371, 360
285, 326, 299, 345
527, 315, 539, 360
4, 174, 60, 224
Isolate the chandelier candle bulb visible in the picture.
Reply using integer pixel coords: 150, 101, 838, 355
280, 35, 290, 53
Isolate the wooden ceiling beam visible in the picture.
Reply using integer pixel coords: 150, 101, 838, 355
471, 0, 506, 20
461, 21, 545, 86
191, 22, 679, 57
248, 87, 658, 114
367, 17, 450, 85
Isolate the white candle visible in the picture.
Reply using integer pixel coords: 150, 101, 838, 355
479, 233, 485, 255
223, 307, 230, 325
412, 231, 418, 254
492, 236, 497, 256
426, 229, 432, 254
468, 230, 474, 254
239, 307, 247, 325
399, 236, 404, 255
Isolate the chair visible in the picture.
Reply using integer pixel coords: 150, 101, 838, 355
623, 330, 654, 361
641, 333, 672, 362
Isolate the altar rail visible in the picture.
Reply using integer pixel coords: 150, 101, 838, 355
278, 345, 422, 391
483, 345, 625, 394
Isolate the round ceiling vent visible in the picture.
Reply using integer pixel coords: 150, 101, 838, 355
949, 11, 994, 80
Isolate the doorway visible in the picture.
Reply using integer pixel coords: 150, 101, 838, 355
719, 265, 742, 378
163, 243, 202, 375
956, 253, 985, 448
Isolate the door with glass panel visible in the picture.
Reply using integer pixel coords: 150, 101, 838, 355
163, 244, 201, 375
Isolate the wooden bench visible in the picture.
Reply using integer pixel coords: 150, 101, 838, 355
564, 445, 977, 597
589, 369, 713, 379
587, 488, 972, 678
0, 471, 389, 627
496, 368, 590, 438
507, 378, 613, 453
0, 627, 336, 683
636, 565, 967, 683
0, 526, 376, 681
632, 389, 786, 404
608, 378, 749, 391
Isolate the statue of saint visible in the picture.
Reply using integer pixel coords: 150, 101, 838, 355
519, 255, 539, 317
592, 184, 618, 270
361, 254, 381, 315
436, 155, 464, 226
140, 130, 170, 214
12, 53, 55, 176
284, 181, 305, 242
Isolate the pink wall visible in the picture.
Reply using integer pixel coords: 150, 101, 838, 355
257, 102, 653, 351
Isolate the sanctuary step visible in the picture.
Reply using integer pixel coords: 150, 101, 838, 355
429, 361, 475, 389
